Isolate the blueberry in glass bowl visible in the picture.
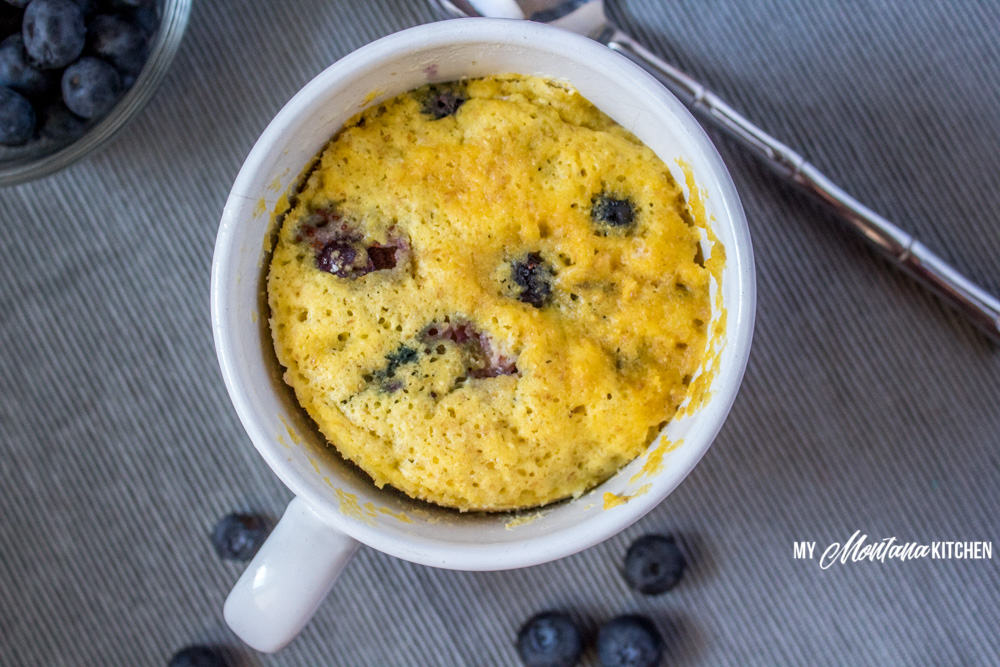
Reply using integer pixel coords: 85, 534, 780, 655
0, 0, 190, 185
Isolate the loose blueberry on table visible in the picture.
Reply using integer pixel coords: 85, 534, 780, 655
167, 645, 228, 667
623, 534, 686, 595
0, 0, 158, 147
596, 615, 663, 667
210, 512, 269, 562
516, 611, 583, 667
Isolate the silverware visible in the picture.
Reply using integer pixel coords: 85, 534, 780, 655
436, 0, 1000, 343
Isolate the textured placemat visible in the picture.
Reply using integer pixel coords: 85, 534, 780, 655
1, 1, 998, 665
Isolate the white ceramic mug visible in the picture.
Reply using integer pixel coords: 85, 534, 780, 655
211, 18, 755, 653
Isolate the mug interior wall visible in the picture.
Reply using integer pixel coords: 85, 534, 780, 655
219, 25, 748, 564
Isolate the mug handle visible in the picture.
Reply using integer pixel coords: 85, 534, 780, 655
224, 496, 359, 652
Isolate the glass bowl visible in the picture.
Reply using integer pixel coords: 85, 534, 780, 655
0, 0, 191, 186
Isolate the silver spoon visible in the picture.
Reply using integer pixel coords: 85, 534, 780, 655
436, 0, 1000, 343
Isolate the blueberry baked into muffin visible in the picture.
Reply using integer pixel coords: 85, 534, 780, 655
267, 75, 712, 511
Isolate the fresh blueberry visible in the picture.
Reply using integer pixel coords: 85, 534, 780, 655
591, 194, 636, 233
0, 85, 35, 145
22, 0, 86, 69
38, 101, 85, 139
623, 534, 686, 595
596, 615, 663, 667
129, 4, 157, 35
87, 13, 147, 74
168, 646, 228, 667
3, 0, 29, 8
0, 35, 54, 97
420, 83, 465, 119
210, 512, 269, 561
61, 56, 120, 118
516, 611, 583, 667
511, 252, 554, 308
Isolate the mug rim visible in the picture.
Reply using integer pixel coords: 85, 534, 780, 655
211, 18, 755, 570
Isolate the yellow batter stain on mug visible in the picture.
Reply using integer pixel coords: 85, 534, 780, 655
253, 197, 268, 218
603, 492, 628, 509
278, 415, 303, 446
602, 483, 653, 509
331, 487, 375, 525
504, 510, 546, 530
319, 477, 412, 524
409, 508, 444, 525
364, 501, 413, 524
629, 439, 683, 484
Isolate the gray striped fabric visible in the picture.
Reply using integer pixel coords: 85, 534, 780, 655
1, 0, 998, 665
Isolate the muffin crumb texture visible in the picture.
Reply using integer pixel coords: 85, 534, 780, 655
267, 74, 711, 511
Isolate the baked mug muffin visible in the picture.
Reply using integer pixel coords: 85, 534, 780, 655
267, 74, 711, 511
